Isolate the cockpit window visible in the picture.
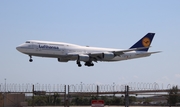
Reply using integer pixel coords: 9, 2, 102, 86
26, 41, 30, 43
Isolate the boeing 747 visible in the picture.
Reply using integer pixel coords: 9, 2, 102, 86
16, 33, 160, 67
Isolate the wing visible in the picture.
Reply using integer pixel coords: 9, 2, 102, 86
67, 47, 149, 62
89, 47, 150, 61
92, 47, 150, 56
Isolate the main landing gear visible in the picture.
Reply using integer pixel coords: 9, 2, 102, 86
76, 60, 94, 67
85, 62, 94, 67
76, 60, 82, 67
29, 55, 33, 62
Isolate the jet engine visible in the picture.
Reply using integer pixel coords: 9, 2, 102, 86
102, 52, 115, 60
78, 54, 90, 61
57, 58, 69, 62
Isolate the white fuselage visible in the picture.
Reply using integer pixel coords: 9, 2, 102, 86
16, 40, 150, 62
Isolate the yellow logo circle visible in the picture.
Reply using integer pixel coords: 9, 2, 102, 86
142, 37, 151, 47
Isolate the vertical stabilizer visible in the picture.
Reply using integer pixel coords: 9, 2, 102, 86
130, 33, 155, 51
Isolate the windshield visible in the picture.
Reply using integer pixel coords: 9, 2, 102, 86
25, 41, 30, 43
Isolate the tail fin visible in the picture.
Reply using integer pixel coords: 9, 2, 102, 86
130, 33, 155, 51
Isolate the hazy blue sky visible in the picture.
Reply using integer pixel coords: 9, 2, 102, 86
1, 0, 180, 88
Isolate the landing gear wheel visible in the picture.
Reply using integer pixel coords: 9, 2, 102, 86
76, 60, 82, 67
29, 59, 33, 62
78, 64, 82, 67
85, 61, 94, 67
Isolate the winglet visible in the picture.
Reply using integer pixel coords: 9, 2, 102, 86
130, 33, 155, 51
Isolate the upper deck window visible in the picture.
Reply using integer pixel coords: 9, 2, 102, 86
26, 41, 30, 43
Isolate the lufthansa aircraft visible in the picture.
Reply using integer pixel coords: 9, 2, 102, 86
16, 33, 160, 67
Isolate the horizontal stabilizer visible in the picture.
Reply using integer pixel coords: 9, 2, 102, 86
147, 51, 162, 54
141, 51, 162, 56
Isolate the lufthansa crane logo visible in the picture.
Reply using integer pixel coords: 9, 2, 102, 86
142, 37, 151, 47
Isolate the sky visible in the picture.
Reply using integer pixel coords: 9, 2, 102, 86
0, 0, 180, 90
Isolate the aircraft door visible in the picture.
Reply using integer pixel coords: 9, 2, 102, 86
36, 43, 41, 52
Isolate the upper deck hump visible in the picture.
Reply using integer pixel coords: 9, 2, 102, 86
26, 40, 81, 47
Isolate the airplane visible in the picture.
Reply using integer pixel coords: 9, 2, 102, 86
16, 33, 161, 67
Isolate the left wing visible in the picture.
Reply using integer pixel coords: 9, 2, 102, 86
67, 47, 149, 61
89, 47, 150, 61
93, 46, 150, 56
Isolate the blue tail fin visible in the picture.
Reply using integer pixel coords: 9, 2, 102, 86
130, 33, 155, 51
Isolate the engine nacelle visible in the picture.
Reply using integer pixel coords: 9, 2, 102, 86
78, 55, 89, 61
57, 58, 69, 62
103, 52, 115, 60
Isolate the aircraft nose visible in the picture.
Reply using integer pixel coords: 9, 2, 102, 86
16, 45, 24, 52
16, 46, 21, 51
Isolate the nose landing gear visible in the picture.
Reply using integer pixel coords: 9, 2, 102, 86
29, 55, 33, 62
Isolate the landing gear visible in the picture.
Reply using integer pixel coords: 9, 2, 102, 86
76, 60, 82, 67
29, 59, 33, 62
76, 61, 94, 67
29, 55, 33, 62
85, 61, 94, 67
